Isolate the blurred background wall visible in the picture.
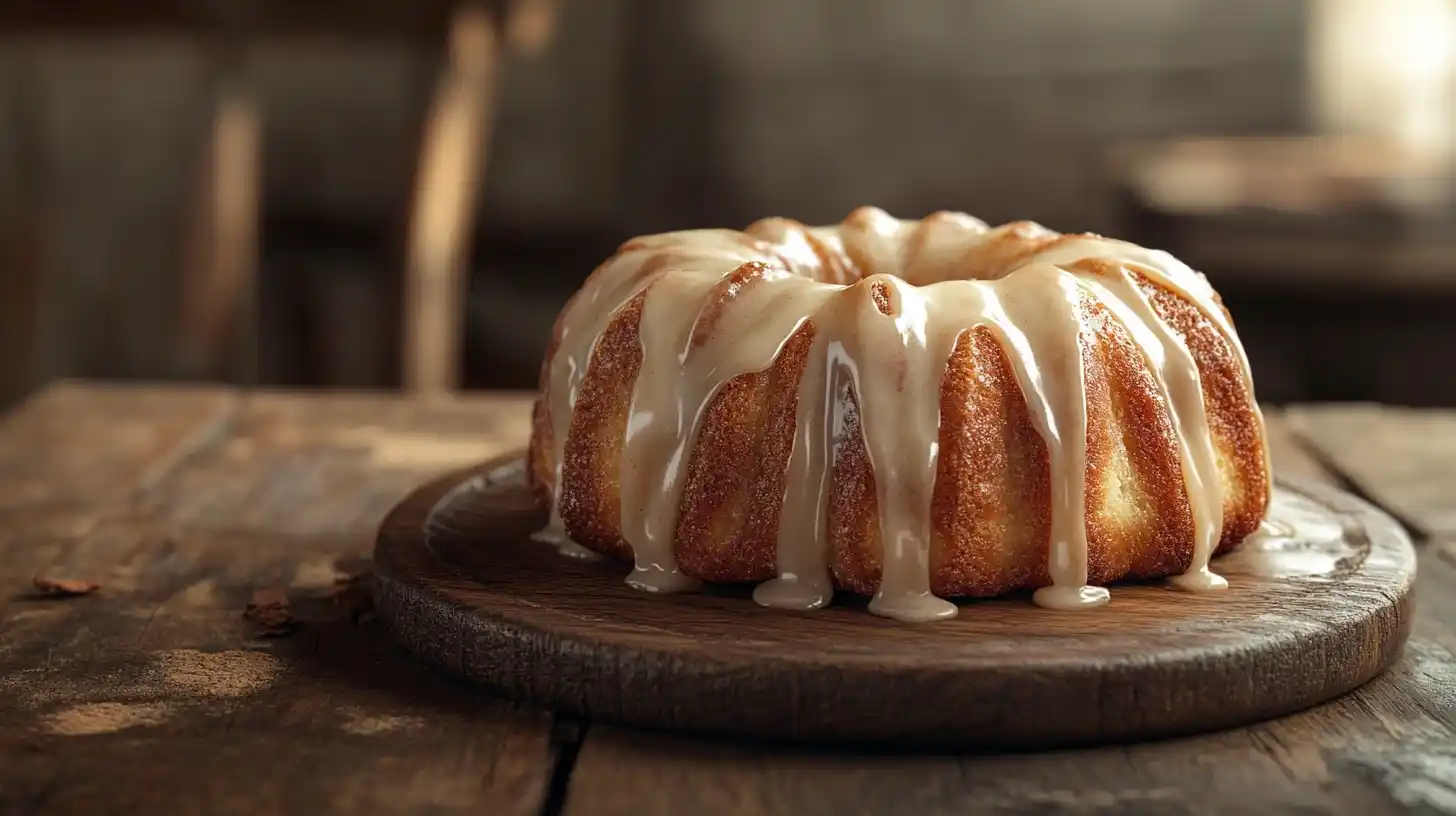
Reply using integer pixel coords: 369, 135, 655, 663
2, 0, 1454, 409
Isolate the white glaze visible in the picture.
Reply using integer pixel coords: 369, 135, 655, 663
535, 208, 1265, 621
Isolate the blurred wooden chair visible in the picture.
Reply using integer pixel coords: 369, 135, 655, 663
170, 0, 561, 395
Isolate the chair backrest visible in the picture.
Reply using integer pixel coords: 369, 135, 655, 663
2, 0, 560, 397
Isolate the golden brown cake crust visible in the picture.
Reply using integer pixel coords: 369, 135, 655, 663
555, 290, 646, 561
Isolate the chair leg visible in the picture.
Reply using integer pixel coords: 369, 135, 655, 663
178, 72, 260, 384
401, 2, 502, 398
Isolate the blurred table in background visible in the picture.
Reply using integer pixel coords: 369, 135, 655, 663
1112, 135, 1456, 407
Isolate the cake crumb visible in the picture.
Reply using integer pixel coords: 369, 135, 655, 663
31, 575, 100, 597
243, 587, 298, 637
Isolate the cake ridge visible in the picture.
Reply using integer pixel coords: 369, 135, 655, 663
529, 207, 1272, 622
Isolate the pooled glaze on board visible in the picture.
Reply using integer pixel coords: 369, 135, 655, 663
532, 207, 1269, 621
1215, 490, 1361, 579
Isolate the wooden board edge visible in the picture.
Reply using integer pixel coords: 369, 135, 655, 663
371, 459, 1418, 750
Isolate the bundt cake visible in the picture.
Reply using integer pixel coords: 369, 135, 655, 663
526, 206, 1272, 622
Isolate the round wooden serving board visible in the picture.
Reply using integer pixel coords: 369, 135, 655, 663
373, 454, 1417, 750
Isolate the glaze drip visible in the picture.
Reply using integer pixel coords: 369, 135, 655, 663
536, 208, 1267, 621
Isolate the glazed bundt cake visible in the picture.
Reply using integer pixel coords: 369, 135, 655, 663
527, 206, 1272, 622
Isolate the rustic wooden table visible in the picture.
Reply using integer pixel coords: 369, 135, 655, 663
0, 382, 1452, 815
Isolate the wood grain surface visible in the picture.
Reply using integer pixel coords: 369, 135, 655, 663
0, 384, 552, 815
1287, 403, 1456, 538
0, 386, 1452, 815
373, 456, 1416, 750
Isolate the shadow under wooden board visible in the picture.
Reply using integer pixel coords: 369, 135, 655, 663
373, 453, 1417, 750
